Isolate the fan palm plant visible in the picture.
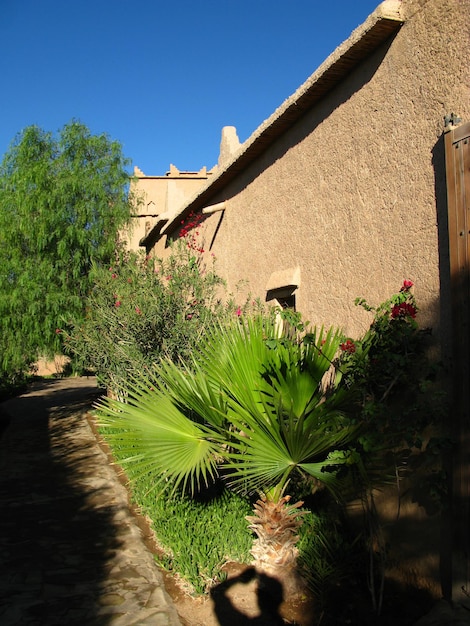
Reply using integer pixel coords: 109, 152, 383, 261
97, 313, 358, 579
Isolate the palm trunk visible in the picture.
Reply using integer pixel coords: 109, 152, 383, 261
246, 493, 307, 593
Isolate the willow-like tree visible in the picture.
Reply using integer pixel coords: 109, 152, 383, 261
0, 121, 133, 374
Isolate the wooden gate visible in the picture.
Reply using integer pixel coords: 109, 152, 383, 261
444, 118, 470, 603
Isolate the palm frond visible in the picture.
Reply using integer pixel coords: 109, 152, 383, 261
97, 390, 224, 494
96, 313, 359, 501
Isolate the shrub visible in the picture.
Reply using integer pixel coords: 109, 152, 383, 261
65, 240, 259, 394
337, 281, 449, 615
339, 280, 448, 500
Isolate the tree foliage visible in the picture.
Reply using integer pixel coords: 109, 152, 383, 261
0, 121, 133, 373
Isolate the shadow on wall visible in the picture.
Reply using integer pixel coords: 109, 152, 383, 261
432, 131, 452, 370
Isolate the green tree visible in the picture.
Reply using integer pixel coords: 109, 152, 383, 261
0, 121, 133, 375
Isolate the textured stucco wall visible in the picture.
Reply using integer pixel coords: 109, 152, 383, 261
192, 0, 469, 362
143, 0, 469, 596
185, 1, 470, 595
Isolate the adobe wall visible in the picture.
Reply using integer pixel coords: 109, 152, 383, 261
126, 166, 213, 251
175, 0, 468, 597
145, 0, 469, 598
193, 0, 469, 357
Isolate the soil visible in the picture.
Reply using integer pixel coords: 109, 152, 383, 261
163, 563, 316, 626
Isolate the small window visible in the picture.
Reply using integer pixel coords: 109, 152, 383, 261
265, 267, 300, 338
266, 287, 296, 311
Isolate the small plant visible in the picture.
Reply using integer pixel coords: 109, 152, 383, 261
297, 510, 359, 617
0, 366, 31, 402
96, 312, 360, 595
112, 459, 253, 594
340, 280, 448, 498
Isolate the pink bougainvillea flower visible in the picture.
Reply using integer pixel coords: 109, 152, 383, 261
391, 302, 416, 319
236, 306, 242, 317
401, 279, 414, 291
340, 339, 356, 353
114, 301, 121, 308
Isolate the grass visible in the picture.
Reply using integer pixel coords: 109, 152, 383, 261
129, 475, 253, 593
99, 425, 253, 594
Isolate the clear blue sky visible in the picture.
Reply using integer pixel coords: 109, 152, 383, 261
1, 0, 380, 175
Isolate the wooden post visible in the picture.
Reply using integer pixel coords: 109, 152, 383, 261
444, 119, 470, 604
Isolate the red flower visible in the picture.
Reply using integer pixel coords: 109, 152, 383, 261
135, 306, 141, 315
55, 328, 62, 334
111, 273, 117, 279
236, 306, 242, 317
391, 302, 416, 319
400, 279, 414, 291
115, 301, 121, 308
340, 339, 356, 354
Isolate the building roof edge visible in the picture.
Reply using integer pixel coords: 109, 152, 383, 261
142, 1, 404, 248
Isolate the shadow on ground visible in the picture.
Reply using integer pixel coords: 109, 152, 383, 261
0, 378, 126, 626
210, 567, 287, 625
